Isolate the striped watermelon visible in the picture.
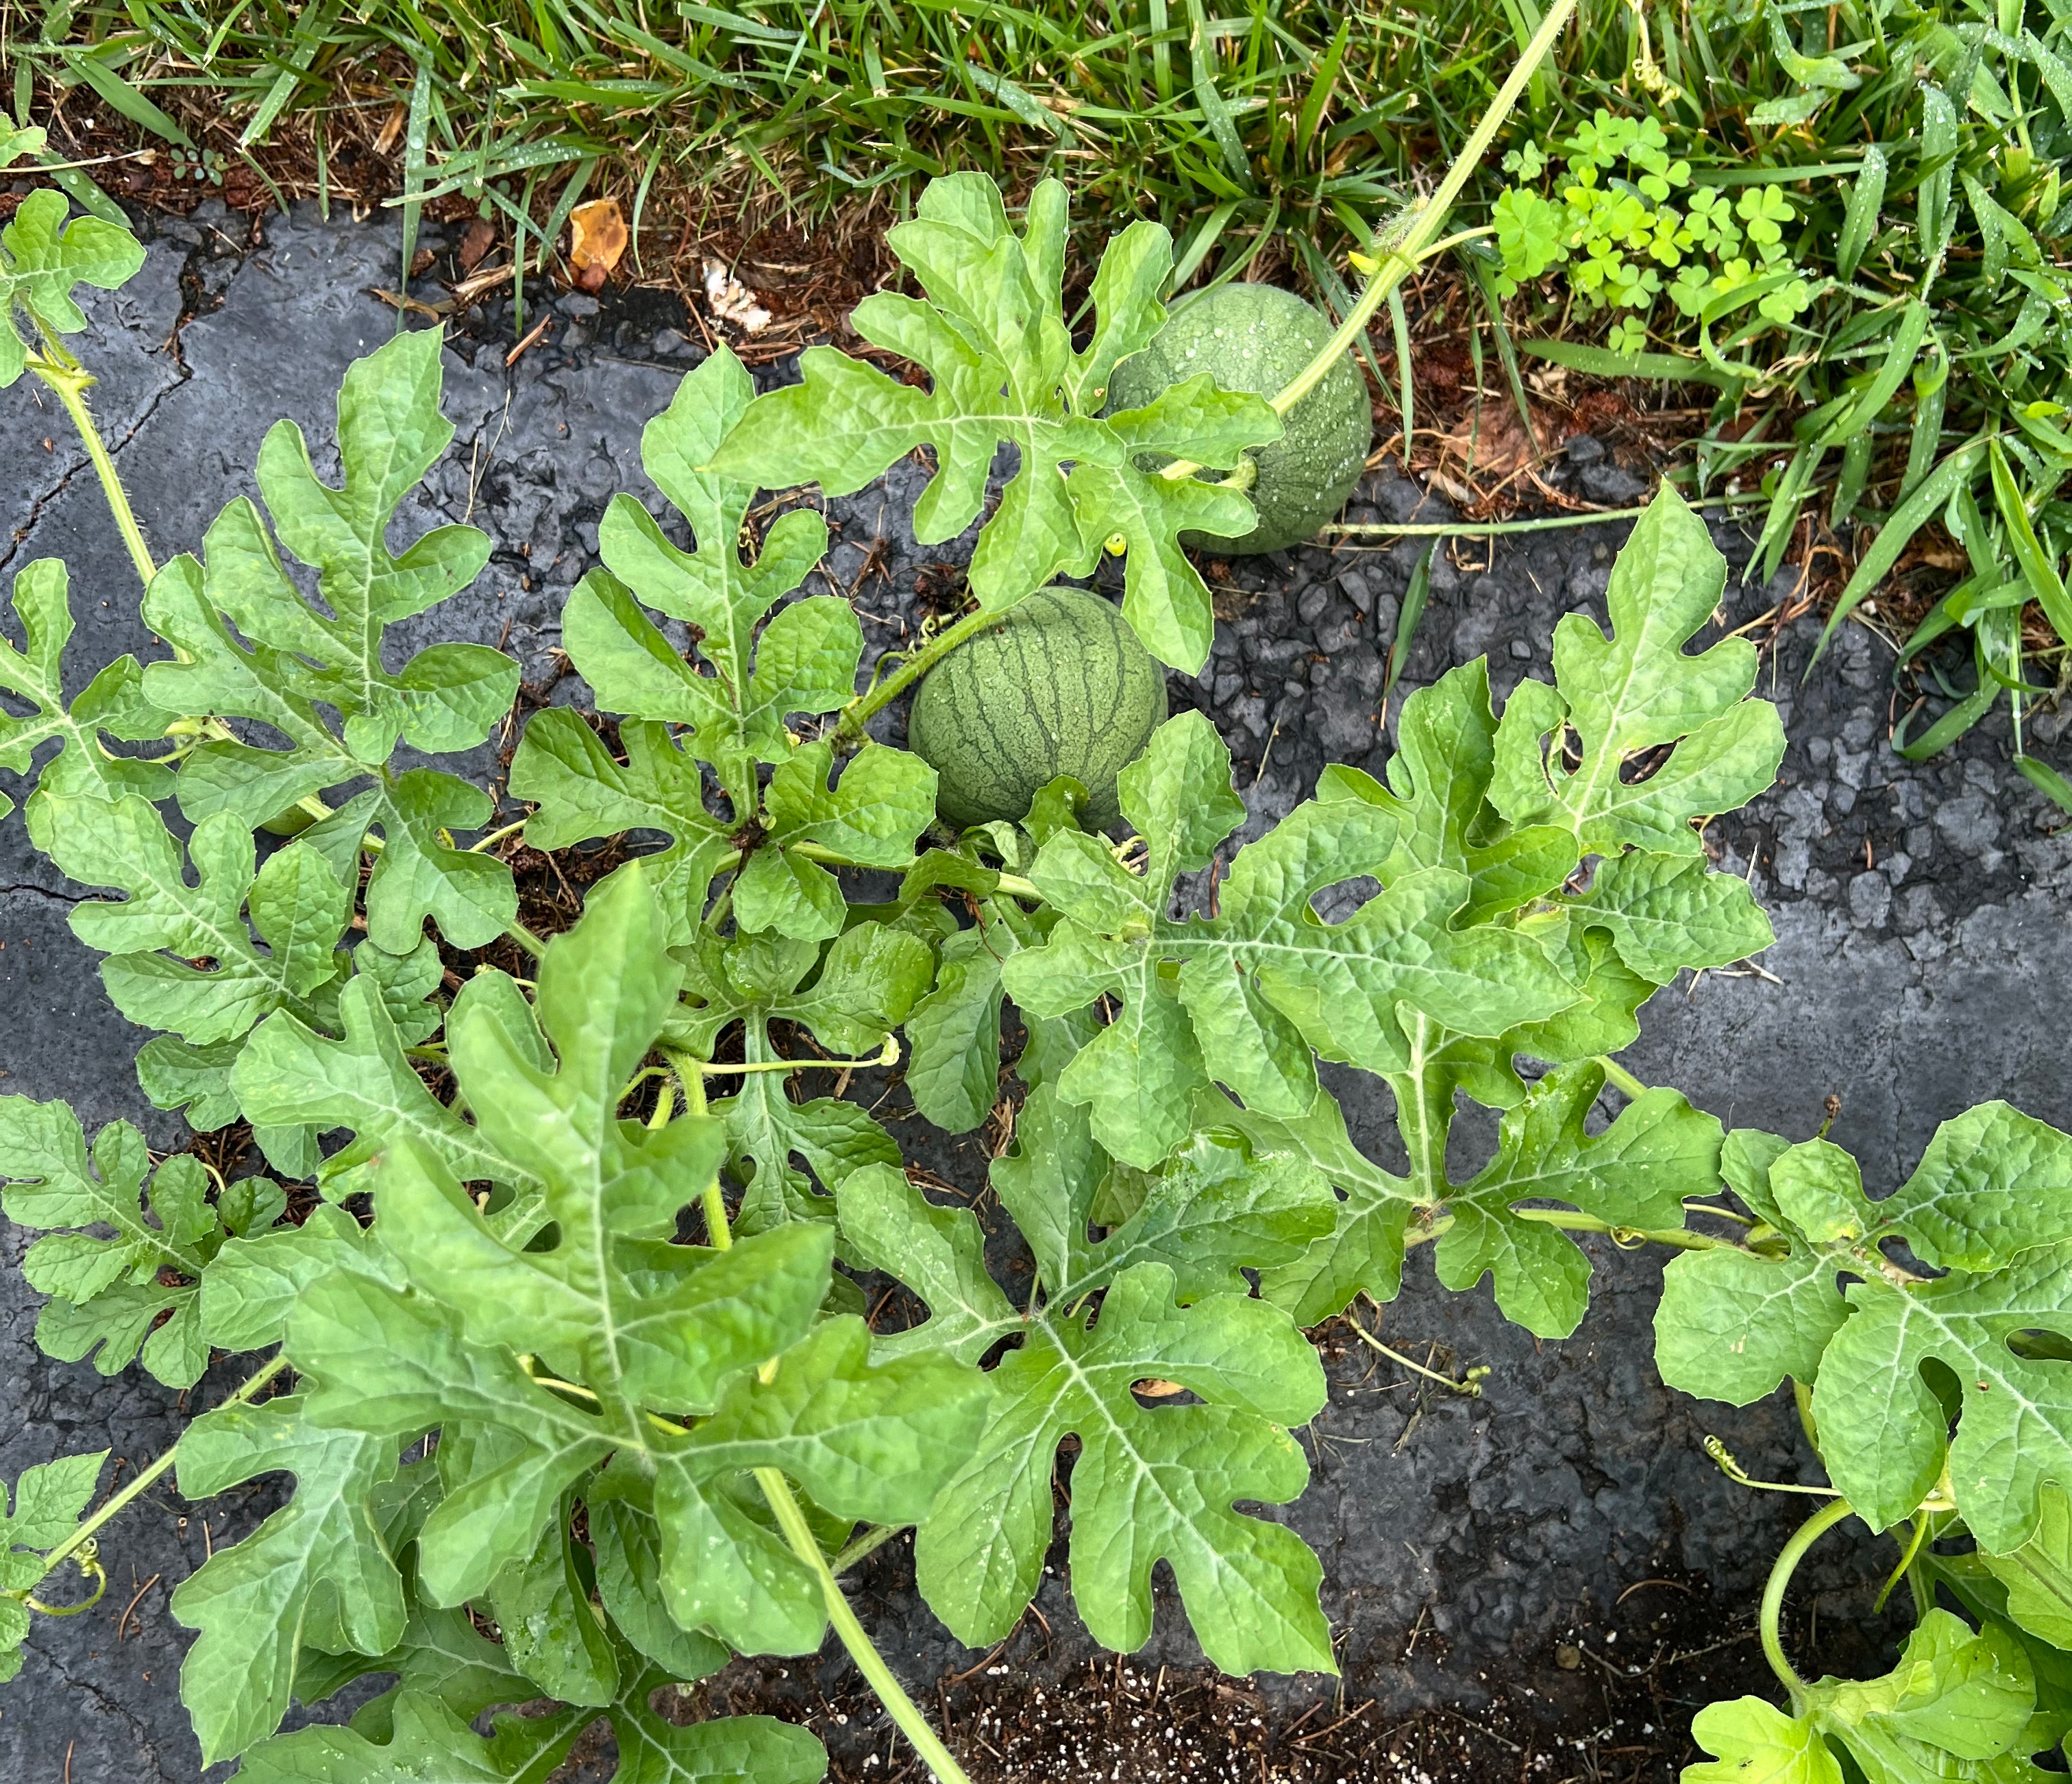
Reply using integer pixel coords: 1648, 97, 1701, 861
1107, 282, 1372, 554
908, 586, 1168, 833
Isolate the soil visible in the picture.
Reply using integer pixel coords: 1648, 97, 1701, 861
2, 197, 2069, 1783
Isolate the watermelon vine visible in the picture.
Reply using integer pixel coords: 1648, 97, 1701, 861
5, 114, 2072, 1784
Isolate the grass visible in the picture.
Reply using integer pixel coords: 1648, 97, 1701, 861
5, 0, 2072, 798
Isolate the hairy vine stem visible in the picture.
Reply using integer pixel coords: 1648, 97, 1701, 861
667, 1048, 974, 1783
19, 1352, 293, 1594
27, 347, 158, 589
1759, 1497, 1856, 1698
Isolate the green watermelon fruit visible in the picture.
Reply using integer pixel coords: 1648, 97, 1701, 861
1106, 282, 1372, 554
908, 585, 1168, 833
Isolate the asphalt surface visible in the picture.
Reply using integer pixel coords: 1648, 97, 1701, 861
2, 198, 2067, 1780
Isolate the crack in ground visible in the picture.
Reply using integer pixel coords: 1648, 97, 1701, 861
0, 881, 90, 904
0, 363, 189, 582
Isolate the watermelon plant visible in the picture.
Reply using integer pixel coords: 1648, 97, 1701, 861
6, 116, 2072, 1784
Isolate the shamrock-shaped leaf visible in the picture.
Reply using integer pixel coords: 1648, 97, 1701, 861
0, 1096, 295, 1386
1492, 487, 1785, 855
0, 560, 171, 827
711, 174, 1280, 672
0, 187, 145, 387
171, 1396, 406, 1762
0, 1449, 108, 1684
1004, 711, 1578, 1167
138, 328, 517, 951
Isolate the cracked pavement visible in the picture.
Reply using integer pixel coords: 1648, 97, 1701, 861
0, 197, 2068, 1778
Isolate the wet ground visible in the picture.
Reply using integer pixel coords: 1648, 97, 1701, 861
3, 199, 2069, 1781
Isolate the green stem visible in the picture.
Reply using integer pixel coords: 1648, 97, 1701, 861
666, 1051, 732, 1249
1322, 497, 1742, 539
1594, 1055, 1650, 1099
1760, 1498, 1855, 1698
834, 594, 1033, 744
789, 840, 1041, 904
676, 1036, 901, 1077
1160, 0, 1579, 482
27, 1353, 293, 1587
754, 1466, 975, 1784
1509, 1206, 1731, 1251
832, 1522, 904, 1576
27, 351, 157, 590
669, 1047, 969, 1781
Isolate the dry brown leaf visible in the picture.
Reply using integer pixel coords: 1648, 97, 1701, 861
457, 217, 497, 275
569, 198, 628, 292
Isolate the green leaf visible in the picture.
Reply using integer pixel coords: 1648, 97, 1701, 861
913, 1259, 1332, 1675
1491, 487, 1786, 855
1684, 1697, 1843, 1783
1814, 1243, 2072, 1548
0, 1097, 279, 1386
1981, 1482, 2072, 1651
836, 1163, 1021, 1364
1004, 712, 1579, 1168
39, 796, 353, 1047
486, 1506, 620, 1707
858, 1076, 1336, 1669
1687, 1610, 2046, 1783
666, 922, 925, 1238
709, 173, 1279, 672
510, 713, 737, 943
0, 1449, 108, 1684
1226, 1087, 1418, 1325
1878, 1101, 2072, 1272
902, 922, 1011, 1133
138, 330, 516, 950
1569, 848, 1775, 982
1655, 1239, 1851, 1408
0, 188, 145, 387
171, 1396, 406, 1762
288, 870, 987, 1654
1433, 1061, 1723, 1339
0, 560, 171, 818
533, 339, 852, 826
1321, 660, 1578, 918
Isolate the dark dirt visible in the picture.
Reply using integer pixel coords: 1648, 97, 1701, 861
3, 198, 2069, 1783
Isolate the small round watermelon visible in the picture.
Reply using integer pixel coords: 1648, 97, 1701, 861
1106, 282, 1372, 554
908, 586, 1168, 833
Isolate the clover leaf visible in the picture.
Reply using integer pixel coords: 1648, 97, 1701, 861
708, 174, 1279, 672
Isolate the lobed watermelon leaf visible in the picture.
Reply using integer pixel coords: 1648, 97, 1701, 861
0, 1449, 110, 1683
510, 346, 939, 943
708, 175, 1281, 673
0, 184, 145, 387
0, 1095, 298, 1387
139, 327, 518, 953
0, 559, 171, 829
